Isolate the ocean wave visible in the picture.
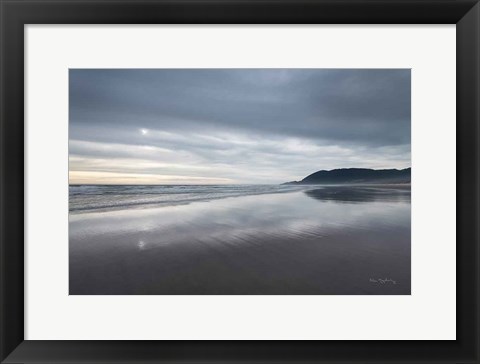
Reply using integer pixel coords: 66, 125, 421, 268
69, 184, 305, 213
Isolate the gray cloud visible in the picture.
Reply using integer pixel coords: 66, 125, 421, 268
69, 69, 410, 184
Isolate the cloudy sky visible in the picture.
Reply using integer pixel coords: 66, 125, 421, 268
69, 69, 410, 185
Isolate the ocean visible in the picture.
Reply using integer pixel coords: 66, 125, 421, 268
69, 184, 306, 213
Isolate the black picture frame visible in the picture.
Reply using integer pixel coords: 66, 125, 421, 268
1, 0, 479, 363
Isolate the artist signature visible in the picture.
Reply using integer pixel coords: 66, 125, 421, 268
369, 278, 397, 285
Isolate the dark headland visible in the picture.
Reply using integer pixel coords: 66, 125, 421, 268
284, 168, 411, 185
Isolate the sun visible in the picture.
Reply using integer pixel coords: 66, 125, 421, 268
140, 128, 148, 135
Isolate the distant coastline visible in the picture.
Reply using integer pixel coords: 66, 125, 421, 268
283, 168, 411, 185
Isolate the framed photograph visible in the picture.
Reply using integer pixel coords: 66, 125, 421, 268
1, 0, 478, 363
68, 68, 412, 296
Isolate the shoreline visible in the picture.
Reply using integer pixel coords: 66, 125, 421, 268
70, 187, 411, 295
69, 183, 411, 215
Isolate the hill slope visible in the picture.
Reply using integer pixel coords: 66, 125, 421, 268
285, 168, 411, 185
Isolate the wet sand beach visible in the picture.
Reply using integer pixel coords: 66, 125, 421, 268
69, 186, 411, 295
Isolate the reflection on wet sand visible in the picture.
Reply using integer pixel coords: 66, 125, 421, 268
69, 186, 411, 295
304, 185, 411, 203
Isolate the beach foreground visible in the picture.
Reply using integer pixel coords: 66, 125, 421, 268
69, 185, 411, 295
